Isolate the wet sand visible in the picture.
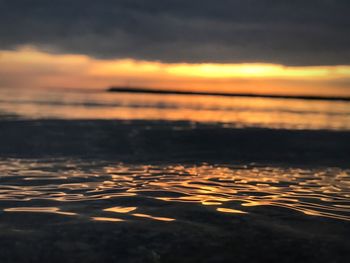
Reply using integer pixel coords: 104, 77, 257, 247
0, 119, 349, 262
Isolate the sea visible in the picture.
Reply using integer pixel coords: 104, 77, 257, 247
0, 88, 349, 262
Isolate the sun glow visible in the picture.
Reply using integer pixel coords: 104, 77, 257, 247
166, 63, 350, 79
1, 47, 350, 96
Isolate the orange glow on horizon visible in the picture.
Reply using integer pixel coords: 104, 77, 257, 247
1, 47, 350, 96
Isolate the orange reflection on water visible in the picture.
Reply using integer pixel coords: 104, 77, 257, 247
202, 201, 223, 206
0, 159, 349, 222
131, 213, 175, 222
124, 164, 350, 221
1, 89, 350, 130
104, 206, 137, 213
217, 208, 248, 214
92, 217, 124, 222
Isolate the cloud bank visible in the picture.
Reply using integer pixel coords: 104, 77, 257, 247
1, 0, 350, 65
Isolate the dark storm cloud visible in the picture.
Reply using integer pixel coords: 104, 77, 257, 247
0, 0, 350, 65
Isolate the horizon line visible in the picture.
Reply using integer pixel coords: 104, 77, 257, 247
108, 87, 350, 102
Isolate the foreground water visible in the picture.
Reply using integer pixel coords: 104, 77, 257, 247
0, 88, 349, 262
1, 158, 349, 222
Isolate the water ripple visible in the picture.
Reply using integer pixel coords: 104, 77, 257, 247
0, 159, 349, 222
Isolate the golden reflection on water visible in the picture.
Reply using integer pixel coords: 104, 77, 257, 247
92, 217, 124, 222
131, 213, 175, 222
0, 159, 349, 222
104, 206, 137, 213
216, 208, 248, 214
1, 89, 350, 130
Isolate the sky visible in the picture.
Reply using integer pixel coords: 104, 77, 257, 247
0, 0, 350, 96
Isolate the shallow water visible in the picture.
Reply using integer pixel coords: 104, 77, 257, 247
1, 88, 350, 262
1, 158, 349, 222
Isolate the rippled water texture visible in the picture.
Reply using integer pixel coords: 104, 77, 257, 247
1, 159, 349, 222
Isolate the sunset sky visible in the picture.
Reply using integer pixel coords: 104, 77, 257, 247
1, 0, 350, 96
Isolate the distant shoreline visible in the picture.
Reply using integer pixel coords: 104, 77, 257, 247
108, 87, 350, 102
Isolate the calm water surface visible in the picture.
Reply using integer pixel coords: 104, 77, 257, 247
1, 88, 350, 130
